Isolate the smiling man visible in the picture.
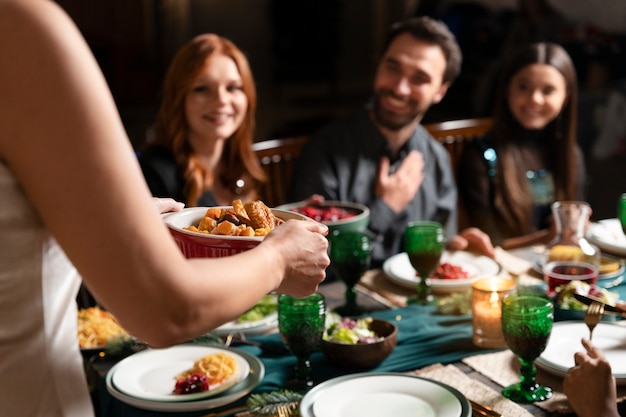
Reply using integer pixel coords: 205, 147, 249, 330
290, 17, 477, 266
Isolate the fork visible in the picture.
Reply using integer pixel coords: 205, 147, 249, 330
276, 404, 291, 417
584, 302, 604, 341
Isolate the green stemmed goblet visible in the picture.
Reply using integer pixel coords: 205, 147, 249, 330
404, 221, 445, 304
501, 294, 554, 403
278, 293, 326, 392
329, 231, 372, 316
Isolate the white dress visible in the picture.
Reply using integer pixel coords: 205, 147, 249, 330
0, 162, 94, 416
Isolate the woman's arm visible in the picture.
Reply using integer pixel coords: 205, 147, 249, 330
0, 0, 329, 347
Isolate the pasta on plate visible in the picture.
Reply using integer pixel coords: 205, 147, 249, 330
77, 306, 129, 348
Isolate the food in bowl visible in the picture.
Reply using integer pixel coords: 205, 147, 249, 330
323, 315, 383, 344
185, 199, 283, 237
277, 200, 370, 233
290, 204, 357, 223
321, 313, 397, 369
164, 203, 311, 258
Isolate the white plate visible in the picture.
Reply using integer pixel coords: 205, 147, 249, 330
536, 322, 626, 384
106, 346, 264, 412
301, 373, 470, 417
214, 312, 278, 336
587, 219, 626, 257
383, 251, 501, 293
111, 345, 249, 402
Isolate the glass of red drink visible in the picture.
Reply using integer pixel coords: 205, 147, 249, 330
542, 261, 598, 295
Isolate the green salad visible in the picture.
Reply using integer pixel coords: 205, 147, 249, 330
553, 281, 618, 311
323, 313, 383, 344
236, 295, 278, 323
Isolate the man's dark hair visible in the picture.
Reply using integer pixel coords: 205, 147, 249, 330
382, 16, 462, 85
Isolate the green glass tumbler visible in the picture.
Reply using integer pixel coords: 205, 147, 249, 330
501, 294, 554, 403
404, 221, 445, 304
329, 231, 372, 316
278, 293, 326, 392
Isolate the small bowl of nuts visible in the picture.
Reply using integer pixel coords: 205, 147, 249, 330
164, 200, 310, 258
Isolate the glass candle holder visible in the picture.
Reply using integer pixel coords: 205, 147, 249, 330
472, 276, 517, 348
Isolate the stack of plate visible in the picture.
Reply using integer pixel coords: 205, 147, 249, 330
105, 345, 264, 412
300, 373, 471, 417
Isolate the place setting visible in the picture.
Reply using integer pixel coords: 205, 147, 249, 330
105, 344, 265, 412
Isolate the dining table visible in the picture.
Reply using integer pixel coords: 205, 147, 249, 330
90, 244, 626, 417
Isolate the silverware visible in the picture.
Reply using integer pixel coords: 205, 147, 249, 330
469, 399, 502, 417
573, 294, 626, 317
584, 302, 604, 341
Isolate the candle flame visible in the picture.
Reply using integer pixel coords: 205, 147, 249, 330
489, 291, 499, 307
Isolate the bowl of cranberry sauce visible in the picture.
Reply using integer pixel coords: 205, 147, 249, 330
277, 201, 370, 234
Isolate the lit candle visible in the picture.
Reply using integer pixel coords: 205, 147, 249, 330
471, 276, 516, 348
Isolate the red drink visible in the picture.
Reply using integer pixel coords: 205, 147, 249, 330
543, 261, 598, 294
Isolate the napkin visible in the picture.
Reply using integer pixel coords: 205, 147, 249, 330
412, 363, 533, 417
591, 219, 626, 247
462, 350, 626, 414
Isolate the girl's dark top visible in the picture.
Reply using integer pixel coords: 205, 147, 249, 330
138, 146, 218, 207
459, 129, 586, 246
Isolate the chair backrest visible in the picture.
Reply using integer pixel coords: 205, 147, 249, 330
253, 135, 309, 207
253, 117, 494, 209
424, 117, 493, 230
424, 117, 493, 179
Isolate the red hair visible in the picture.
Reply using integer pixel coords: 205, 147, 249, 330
151, 34, 265, 206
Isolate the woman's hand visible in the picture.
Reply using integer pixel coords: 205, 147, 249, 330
263, 218, 330, 297
153, 197, 185, 214
447, 227, 495, 257
563, 339, 620, 417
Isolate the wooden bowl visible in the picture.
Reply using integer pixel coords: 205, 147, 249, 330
321, 318, 397, 369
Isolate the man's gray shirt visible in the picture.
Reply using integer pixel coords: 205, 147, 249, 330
290, 107, 458, 266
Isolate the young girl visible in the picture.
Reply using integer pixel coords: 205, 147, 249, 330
459, 42, 585, 249
139, 34, 266, 206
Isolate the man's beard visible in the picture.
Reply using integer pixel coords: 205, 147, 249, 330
372, 90, 423, 131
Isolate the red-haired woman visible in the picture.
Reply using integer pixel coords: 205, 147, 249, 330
139, 33, 266, 206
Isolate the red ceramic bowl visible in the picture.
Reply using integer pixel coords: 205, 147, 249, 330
163, 206, 310, 258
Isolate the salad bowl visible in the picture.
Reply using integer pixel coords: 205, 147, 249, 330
321, 317, 397, 369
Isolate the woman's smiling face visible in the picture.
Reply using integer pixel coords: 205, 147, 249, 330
185, 53, 248, 144
507, 63, 568, 130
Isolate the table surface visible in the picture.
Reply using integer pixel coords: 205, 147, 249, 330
92, 246, 626, 417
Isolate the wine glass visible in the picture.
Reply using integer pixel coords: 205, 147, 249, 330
278, 293, 326, 392
404, 221, 445, 304
501, 294, 554, 403
618, 193, 626, 235
329, 231, 372, 316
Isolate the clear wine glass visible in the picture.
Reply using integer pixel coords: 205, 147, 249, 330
278, 293, 326, 392
404, 221, 445, 304
501, 294, 554, 403
329, 231, 372, 316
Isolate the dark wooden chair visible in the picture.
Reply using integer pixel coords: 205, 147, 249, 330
424, 117, 493, 180
424, 117, 494, 229
253, 117, 494, 211
253, 135, 309, 207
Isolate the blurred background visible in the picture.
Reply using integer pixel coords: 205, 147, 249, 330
53, 0, 626, 219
